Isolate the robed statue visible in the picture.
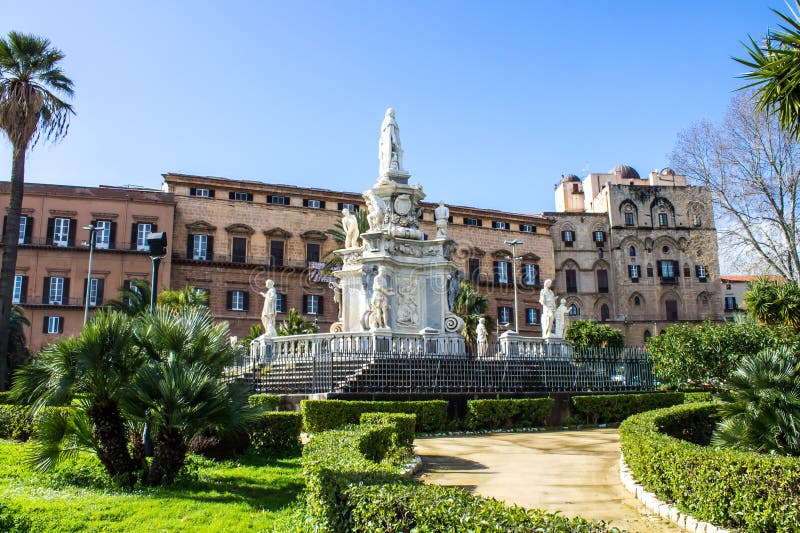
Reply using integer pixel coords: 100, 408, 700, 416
379, 107, 403, 174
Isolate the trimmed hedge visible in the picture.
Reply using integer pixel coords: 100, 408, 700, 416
683, 391, 714, 403
301, 400, 447, 433
0, 405, 74, 441
250, 412, 302, 454
360, 412, 416, 447
248, 393, 280, 411
465, 398, 553, 430
571, 392, 684, 424
620, 403, 800, 532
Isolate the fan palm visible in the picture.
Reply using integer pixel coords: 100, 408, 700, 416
736, 1, 800, 140
11, 311, 143, 482
278, 308, 319, 336
7, 304, 30, 381
743, 277, 800, 330
712, 346, 800, 456
105, 279, 151, 316
453, 282, 496, 347
157, 285, 209, 309
0, 31, 74, 390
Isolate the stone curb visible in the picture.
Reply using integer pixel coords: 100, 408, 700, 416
417, 423, 613, 438
401, 455, 423, 477
619, 454, 729, 533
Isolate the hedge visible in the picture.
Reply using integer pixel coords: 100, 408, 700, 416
465, 398, 553, 430
620, 403, 800, 532
250, 412, 302, 454
0, 405, 74, 441
571, 392, 684, 424
248, 393, 280, 411
683, 391, 714, 403
301, 400, 447, 433
302, 420, 613, 532
360, 412, 416, 447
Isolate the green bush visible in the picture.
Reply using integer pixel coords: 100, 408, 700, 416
620, 403, 800, 532
683, 391, 714, 403
347, 482, 613, 533
301, 399, 447, 433
465, 398, 553, 430
0, 391, 14, 405
250, 412, 302, 454
565, 320, 625, 348
0, 405, 74, 441
360, 412, 416, 447
571, 392, 684, 424
248, 393, 280, 411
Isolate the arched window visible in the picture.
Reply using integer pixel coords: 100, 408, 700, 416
600, 304, 610, 321
569, 304, 580, 316
629, 245, 636, 257
644, 330, 651, 342
633, 296, 641, 306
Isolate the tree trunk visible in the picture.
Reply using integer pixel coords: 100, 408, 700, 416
0, 145, 27, 390
86, 400, 138, 485
147, 428, 187, 486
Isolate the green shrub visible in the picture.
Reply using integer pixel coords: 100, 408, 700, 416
565, 320, 625, 348
250, 412, 302, 454
571, 392, 683, 424
187, 428, 250, 460
0, 391, 14, 405
301, 400, 447, 433
248, 393, 280, 411
620, 403, 800, 532
465, 398, 553, 430
0, 405, 74, 441
683, 391, 714, 403
347, 482, 612, 533
360, 412, 416, 447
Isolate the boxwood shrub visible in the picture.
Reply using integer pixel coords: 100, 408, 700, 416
465, 398, 553, 430
571, 392, 684, 424
360, 412, 416, 447
620, 403, 800, 532
301, 399, 447, 433
249, 411, 302, 454
247, 393, 280, 411
683, 391, 714, 403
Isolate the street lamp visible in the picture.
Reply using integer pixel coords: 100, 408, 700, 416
83, 224, 97, 325
504, 239, 523, 334
146, 232, 168, 313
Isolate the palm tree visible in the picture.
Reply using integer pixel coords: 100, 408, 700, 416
157, 285, 209, 309
7, 304, 30, 377
0, 32, 74, 390
278, 308, 319, 336
105, 279, 151, 316
737, 2, 800, 139
743, 277, 800, 330
11, 311, 143, 482
453, 282, 496, 347
712, 346, 800, 456
322, 208, 369, 273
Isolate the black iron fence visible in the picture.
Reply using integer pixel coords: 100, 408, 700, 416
226, 344, 655, 395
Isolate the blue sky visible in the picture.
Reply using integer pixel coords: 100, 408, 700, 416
0, 1, 784, 214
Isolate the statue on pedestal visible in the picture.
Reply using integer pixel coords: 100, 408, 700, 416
342, 208, 360, 248
363, 189, 387, 232
435, 201, 449, 238
476, 317, 489, 356
539, 279, 556, 338
554, 298, 569, 338
259, 279, 278, 337
369, 266, 393, 330
379, 107, 403, 174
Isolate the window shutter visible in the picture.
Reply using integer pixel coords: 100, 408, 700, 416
68, 219, 77, 246
24, 216, 32, 244
302, 295, 309, 314
20, 276, 28, 303
63, 278, 70, 304
319, 200, 326, 209
58, 317, 64, 333
150, 224, 157, 235
42, 316, 48, 334
208, 189, 215, 198
229, 191, 236, 200
226, 290, 233, 310
130, 224, 137, 250
318, 296, 324, 315
247, 193, 253, 202
108, 222, 117, 248
1, 215, 6, 241
267, 195, 273, 203
207, 236, 214, 258
656, 261, 663, 277
505, 262, 511, 283
47, 218, 55, 245
42, 277, 51, 304
190, 187, 197, 196
187, 234, 194, 258
242, 291, 249, 311
302, 199, 309, 207
83, 279, 88, 305
97, 278, 105, 305
493, 261, 500, 283
602, 231, 607, 242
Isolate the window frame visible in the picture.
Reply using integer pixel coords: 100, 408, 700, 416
136, 223, 152, 251
231, 290, 246, 311
658, 212, 669, 227
497, 305, 512, 324
12, 274, 23, 304
47, 316, 62, 334
53, 217, 70, 247
193, 234, 209, 260
49, 277, 65, 305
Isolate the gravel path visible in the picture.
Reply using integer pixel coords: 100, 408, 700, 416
414, 429, 680, 533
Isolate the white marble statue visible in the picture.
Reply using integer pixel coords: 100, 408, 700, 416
379, 107, 403, 174
329, 280, 343, 320
259, 279, 278, 337
554, 298, 569, 338
434, 201, 449, 238
476, 317, 489, 357
342, 208, 360, 248
363, 189, 387, 232
369, 266, 394, 330
539, 278, 556, 338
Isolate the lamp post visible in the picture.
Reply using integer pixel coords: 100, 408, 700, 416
504, 239, 523, 334
146, 232, 168, 313
83, 224, 97, 326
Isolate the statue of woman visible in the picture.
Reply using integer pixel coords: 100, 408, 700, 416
379, 107, 403, 173
435, 201, 450, 238
342, 208, 360, 248
259, 279, 278, 337
370, 266, 394, 329
554, 298, 570, 338
476, 317, 489, 357
539, 279, 556, 338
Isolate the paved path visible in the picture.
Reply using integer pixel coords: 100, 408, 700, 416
414, 429, 680, 533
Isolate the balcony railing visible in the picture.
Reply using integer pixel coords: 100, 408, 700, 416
2, 237, 151, 252
173, 252, 314, 268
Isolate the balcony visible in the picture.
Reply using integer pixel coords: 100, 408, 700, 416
1, 237, 151, 253
172, 252, 311, 270
660, 277, 679, 285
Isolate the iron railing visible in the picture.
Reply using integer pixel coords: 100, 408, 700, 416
226, 344, 655, 395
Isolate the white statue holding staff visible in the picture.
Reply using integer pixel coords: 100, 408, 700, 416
342, 208, 360, 248
539, 279, 556, 338
379, 107, 403, 174
259, 279, 278, 337
369, 266, 394, 330
554, 298, 570, 338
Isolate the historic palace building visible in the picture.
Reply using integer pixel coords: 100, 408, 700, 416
547, 165, 722, 344
0, 183, 175, 353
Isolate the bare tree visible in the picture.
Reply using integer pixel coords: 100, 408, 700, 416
671, 91, 800, 281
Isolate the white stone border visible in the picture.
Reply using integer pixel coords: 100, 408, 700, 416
619, 454, 729, 533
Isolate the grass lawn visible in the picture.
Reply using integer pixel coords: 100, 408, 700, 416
0, 439, 306, 532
